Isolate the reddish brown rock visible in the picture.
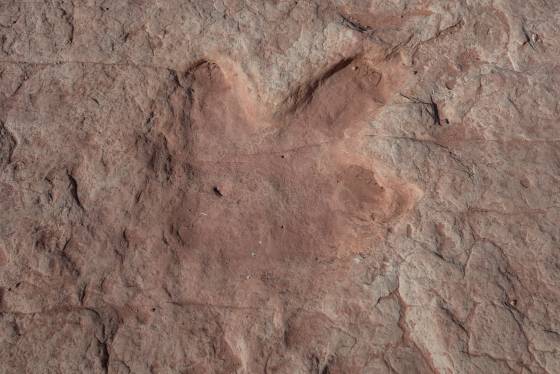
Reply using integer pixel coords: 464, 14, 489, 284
1, 1, 560, 373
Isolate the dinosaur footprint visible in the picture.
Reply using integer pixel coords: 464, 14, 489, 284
183, 53, 421, 266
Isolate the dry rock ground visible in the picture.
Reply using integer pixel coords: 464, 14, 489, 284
1, 0, 560, 373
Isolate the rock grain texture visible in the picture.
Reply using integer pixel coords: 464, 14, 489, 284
1, 1, 560, 373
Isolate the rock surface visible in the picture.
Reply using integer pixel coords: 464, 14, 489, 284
1, 1, 560, 373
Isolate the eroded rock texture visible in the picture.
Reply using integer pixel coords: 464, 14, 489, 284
1, 1, 560, 373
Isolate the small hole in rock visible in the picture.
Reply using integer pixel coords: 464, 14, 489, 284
213, 186, 223, 197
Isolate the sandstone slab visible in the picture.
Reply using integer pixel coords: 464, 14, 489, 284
1, 1, 560, 373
